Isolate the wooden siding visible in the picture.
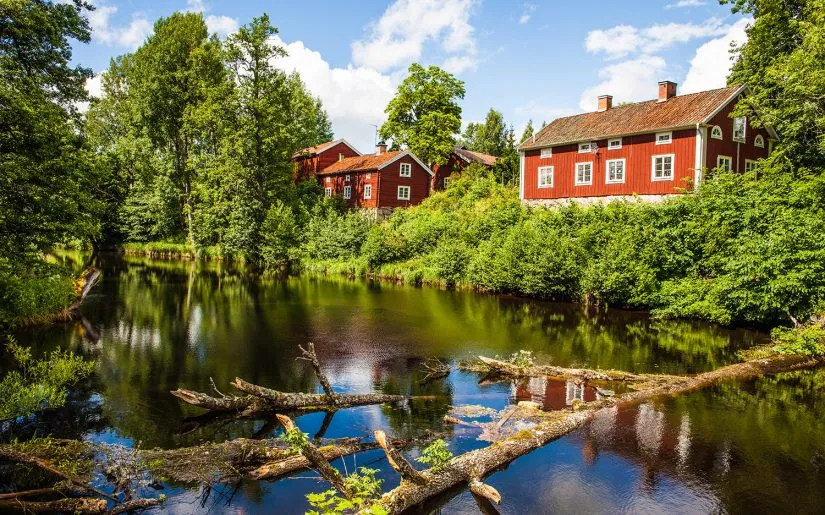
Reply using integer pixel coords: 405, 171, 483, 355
320, 170, 378, 208
705, 100, 771, 173
294, 141, 360, 182
377, 156, 431, 208
432, 154, 463, 191
523, 129, 696, 200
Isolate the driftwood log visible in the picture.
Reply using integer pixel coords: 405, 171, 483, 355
467, 355, 658, 382
172, 343, 411, 416
374, 352, 825, 513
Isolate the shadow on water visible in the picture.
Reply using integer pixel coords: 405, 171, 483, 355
8, 253, 824, 513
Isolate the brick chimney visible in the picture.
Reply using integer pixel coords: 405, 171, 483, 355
597, 95, 613, 112
376, 140, 387, 155
658, 81, 677, 102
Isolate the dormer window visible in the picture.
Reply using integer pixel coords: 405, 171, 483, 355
655, 132, 672, 145
754, 134, 765, 148
540, 148, 552, 159
733, 117, 746, 142
711, 126, 723, 140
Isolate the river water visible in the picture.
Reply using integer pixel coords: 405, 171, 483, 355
8, 254, 825, 514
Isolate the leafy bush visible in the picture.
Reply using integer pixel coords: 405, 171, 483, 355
416, 439, 453, 472
0, 260, 77, 326
773, 324, 825, 357
0, 337, 96, 420
306, 467, 387, 515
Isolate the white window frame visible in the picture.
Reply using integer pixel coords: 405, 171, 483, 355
733, 117, 746, 142
537, 166, 554, 188
716, 155, 733, 172
325, 177, 331, 183
711, 125, 723, 140
608, 138, 622, 150
754, 134, 765, 148
366, 173, 372, 179
605, 158, 626, 184
324, 187, 332, 197
651, 154, 675, 181
399, 163, 412, 177
443, 177, 452, 188
578, 142, 594, 153
745, 159, 758, 172
343, 185, 351, 199
364, 184, 372, 199
397, 185, 411, 200
540, 148, 552, 159
655, 131, 672, 145
575, 162, 593, 186
345, 174, 350, 183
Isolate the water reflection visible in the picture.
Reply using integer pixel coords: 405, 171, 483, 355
10, 254, 823, 514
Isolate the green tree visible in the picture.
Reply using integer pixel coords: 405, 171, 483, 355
725, 0, 824, 168
380, 63, 465, 166
520, 119, 535, 144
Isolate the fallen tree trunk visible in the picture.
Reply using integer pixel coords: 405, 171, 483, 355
0, 497, 107, 513
467, 355, 657, 382
247, 440, 379, 481
377, 352, 825, 513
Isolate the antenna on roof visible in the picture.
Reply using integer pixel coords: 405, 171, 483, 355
369, 124, 379, 146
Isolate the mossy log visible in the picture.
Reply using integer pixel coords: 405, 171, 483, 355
468, 355, 657, 381
377, 352, 825, 513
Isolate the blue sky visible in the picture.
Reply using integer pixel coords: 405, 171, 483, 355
76, 0, 751, 151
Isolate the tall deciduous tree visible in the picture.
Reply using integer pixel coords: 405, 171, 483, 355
380, 63, 465, 166
0, 0, 98, 256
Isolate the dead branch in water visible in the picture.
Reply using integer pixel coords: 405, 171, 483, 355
463, 355, 669, 382
171, 343, 413, 416
374, 352, 825, 513
419, 358, 450, 384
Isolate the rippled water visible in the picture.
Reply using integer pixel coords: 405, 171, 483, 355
8, 254, 825, 514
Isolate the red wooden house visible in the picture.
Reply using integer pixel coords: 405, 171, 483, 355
519, 82, 778, 204
317, 142, 433, 216
293, 139, 362, 182
432, 146, 498, 191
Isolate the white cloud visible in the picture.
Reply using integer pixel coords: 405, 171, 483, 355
442, 55, 478, 74
351, 0, 478, 73
578, 55, 668, 111
87, 2, 152, 48
519, 3, 536, 24
682, 18, 750, 93
666, 0, 707, 9
270, 36, 397, 152
76, 74, 103, 113
585, 18, 729, 59
205, 15, 238, 37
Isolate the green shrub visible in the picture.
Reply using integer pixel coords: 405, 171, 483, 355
416, 439, 453, 472
773, 324, 825, 357
0, 260, 76, 326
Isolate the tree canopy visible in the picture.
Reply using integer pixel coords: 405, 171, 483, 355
380, 63, 465, 166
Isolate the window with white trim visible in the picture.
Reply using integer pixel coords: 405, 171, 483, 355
717, 155, 732, 172
754, 134, 765, 148
443, 177, 452, 188
745, 159, 759, 172
345, 174, 350, 182
397, 185, 411, 200
655, 132, 672, 145
364, 184, 372, 199
711, 126, 723, 140
343, 185, 351, 199
324, 187, 332, 197
608, 138, 622, 150
325, 177, 331, 183
578, 142, 594, 153
575, 162, 593, 185
733, 117, 746, 142
606, 159, 625, 184
366, 173, 372, 179
538, 166, 554, 188
400, 163, 412, 177
540, 148, 552, 158
652, 155, 674, 181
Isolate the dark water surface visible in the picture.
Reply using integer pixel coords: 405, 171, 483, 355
10, 255, 825, 514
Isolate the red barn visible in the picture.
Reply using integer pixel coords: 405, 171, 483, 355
519, 82, 778, 205
317, 142, 433, 216
293, 139, 361, 182
432, 146, 498, 191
